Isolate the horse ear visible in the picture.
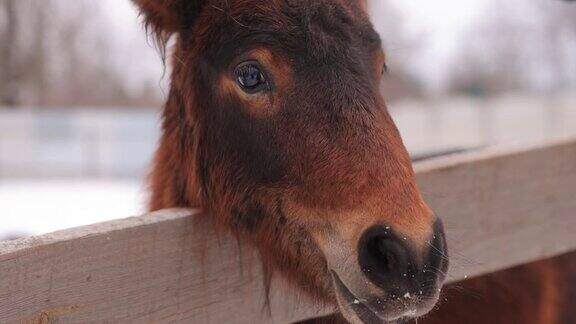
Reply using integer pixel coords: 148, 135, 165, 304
131, 0, 204, 35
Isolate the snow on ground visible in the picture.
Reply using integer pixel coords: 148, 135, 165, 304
0, 179, 146, 239
1, 93, 575, 240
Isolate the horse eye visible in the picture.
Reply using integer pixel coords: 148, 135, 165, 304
235, 62, 269, 94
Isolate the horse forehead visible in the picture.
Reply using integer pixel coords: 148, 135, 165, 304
220, 0, 368, 39
297, 1, 373, 44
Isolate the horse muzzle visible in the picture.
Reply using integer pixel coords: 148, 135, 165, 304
327, 219, 449, 323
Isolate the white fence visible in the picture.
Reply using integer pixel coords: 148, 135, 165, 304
391, 92, 576, 156
1, 93, 575, 179
0, 108, 160, 179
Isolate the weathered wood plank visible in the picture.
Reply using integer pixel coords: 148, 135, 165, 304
1, 137, 575, 323
416, 137, 576, 282
0, 209, 332, 323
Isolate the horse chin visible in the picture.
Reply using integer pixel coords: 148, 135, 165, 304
332, 274, 384, 324
331, 271, 437, 324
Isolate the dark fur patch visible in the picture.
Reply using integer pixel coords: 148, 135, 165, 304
233, 202, 267, 232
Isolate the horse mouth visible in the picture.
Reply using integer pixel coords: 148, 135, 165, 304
332, 272, 384, 323
331, 272, 419, 324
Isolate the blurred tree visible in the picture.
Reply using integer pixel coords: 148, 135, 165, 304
0, 0, 161, 108
537, 0, 576, 91
446, 0, 576, 97
0, 0, 20, 106
370, 1, 426, 101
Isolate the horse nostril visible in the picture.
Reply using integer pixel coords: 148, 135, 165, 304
358, 226, 413, 292
372, 238, 395, 272
358, 222, 448, 299
369, 235, 403, 274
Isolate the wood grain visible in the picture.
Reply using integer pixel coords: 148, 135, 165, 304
416, 137, 576, 282
1, 138, 575, 323
0, 209, 333, 323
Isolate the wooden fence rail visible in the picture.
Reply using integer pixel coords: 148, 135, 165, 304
1, 137, 576, 323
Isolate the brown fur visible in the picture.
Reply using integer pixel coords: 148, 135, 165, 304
132, 0, 573, 323
136, 0, 438, 306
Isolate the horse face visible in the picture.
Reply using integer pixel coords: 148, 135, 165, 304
135, 0, 448, 322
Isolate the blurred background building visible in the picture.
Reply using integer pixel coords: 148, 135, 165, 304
1, 0, 575, 239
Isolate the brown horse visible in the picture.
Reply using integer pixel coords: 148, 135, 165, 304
133, 0, 447, 322
133, 0, 576, 323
